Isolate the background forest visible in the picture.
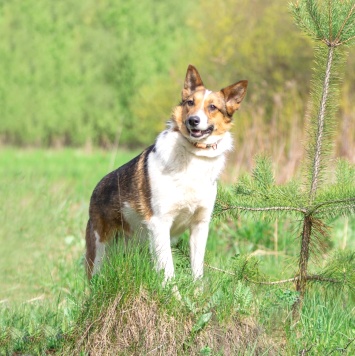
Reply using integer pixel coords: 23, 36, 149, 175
1, 0, 355, 180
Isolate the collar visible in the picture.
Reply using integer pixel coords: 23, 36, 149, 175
185, 137, 220, 150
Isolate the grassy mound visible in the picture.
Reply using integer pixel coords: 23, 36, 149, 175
64, 241, 277, 355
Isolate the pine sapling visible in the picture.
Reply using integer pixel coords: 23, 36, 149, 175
215, 0, 355, 312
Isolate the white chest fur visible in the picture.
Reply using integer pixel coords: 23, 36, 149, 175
147, 130, 231, 234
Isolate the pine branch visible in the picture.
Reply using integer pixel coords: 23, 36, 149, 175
306, 0, 324, 42
206, 263, 343, 285
310, 197, 355, 214
340, 34, 355, 46
216, 197, 355, 217
317, 204, 355, 216
216, 204, 307, 214
334, 3, 355, 44
328, 0, 333, 43
246, 275, 342, 285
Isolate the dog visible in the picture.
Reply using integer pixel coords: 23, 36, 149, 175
85, 65, 247, 282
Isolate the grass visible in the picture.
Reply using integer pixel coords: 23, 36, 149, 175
0, 147, 137, 303
0, 148, 354, 354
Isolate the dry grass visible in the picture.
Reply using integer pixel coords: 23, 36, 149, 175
68, 289, 279, 355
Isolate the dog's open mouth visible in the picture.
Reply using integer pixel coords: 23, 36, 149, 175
188, 126, 214, 138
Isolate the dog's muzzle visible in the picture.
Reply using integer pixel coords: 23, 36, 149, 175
186, 116, 214, 138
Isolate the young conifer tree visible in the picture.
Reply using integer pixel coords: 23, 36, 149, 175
216, 0, 355, 309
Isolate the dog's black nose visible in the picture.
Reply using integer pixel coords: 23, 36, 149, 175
188, 116, 200, 127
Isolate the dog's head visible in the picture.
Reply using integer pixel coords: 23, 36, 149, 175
172, 65, 248, 145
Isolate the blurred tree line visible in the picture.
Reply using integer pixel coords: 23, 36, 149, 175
0, 0, 354, 164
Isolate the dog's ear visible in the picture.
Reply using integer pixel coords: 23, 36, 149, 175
221, 80, 248, 117
182, 65, 205, 100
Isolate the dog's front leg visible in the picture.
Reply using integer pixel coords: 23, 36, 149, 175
148, 217, 175, 281
189, 218, 210, 280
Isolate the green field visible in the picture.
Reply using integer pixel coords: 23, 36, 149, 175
0, 148, 139, 303
0, 148, 354, 354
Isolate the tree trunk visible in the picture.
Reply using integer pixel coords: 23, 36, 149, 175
293, 215, 312, 316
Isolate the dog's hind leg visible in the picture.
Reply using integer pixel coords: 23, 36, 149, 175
92, 230, 106, 276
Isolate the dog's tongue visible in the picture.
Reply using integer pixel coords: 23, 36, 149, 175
191, 129, 202, 137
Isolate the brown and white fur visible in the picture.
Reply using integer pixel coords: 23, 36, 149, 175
85, 65, 247, 282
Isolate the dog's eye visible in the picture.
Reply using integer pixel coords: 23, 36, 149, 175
186, 100, 194, 107
209, 104, 217, 111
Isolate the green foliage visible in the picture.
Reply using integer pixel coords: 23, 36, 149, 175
231, 254, 262, 282
233, 281, 253, 315
199, 345, 213, 356
291, 0, 355, 46
191, 312, 212, 334
0, 0, 309, 149
1, 0, 355, 159
290, 1, 355, 198
320, 250, 355, 290
314, 160, 355, 219
287, 290, 355, 354
0, 0, 193, 147
0, 301, 74, 354
215, 157, 306, 222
